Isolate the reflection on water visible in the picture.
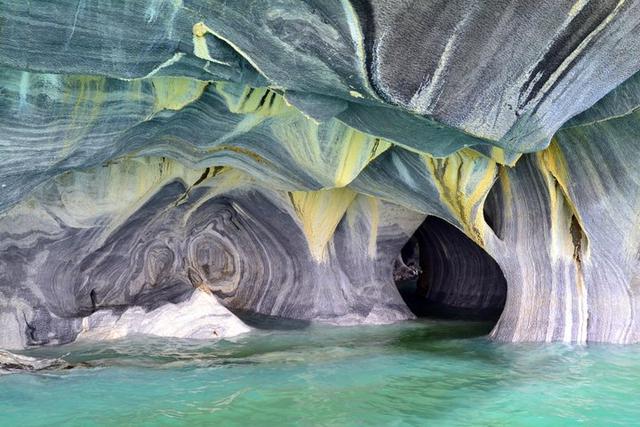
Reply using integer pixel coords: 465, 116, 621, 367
1, 319, 639, 426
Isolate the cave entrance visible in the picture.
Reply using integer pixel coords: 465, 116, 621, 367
394, 216, 506, 322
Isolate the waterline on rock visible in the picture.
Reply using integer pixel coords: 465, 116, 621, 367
2, 320, 639, 426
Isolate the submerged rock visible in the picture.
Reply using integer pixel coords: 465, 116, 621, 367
0, 350, 68, 374
0, 1, 639, 345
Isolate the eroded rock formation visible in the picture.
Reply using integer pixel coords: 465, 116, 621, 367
396, 216, 507, 321
1, 1, 639, 347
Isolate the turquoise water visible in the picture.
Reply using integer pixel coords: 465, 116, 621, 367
1, 319, 639, 426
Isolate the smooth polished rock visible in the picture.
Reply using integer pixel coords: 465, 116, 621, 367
4, 0, 639, 159
77, 290, 250, 341
1, 1, 640, 346
0, 157, 421, 348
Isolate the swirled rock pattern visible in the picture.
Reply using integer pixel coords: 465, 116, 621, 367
1, 1, 640, 346
0, 158, 421, 348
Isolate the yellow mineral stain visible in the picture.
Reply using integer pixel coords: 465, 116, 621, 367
211, 145, 269, 164
343, 194, 380, 258
290, 187, 357, 262
540, 139, 571, 192
193, 34, 218, 63
181, 168, 254, 224
489, 146, 521, 166
191, 21, 268, 77
538, 142, 590, 342
539, 160, 575, 260
349, 90, 364, 98
568, 0, 589, 17
216, 82, 389, 188
423, 148, 498, 245
151, 77, 208, 111
367, 196, 379, 258
334, 132, 391, 188
536, 142, 589, 343
60, 76, 108, 157
498, 164, 511, 192
69, 76, 107, 123
496, 165, 513, 220
53, 157, 201, 232
216, 83, 288, 116
192, 22, 208, 37
538, 139, 590, 258
192, 22, 231, 65
201, 167, 249, 195
269, 103, 391, 188
128, 80, 145, 103
100, 158, 204, 242
182, 166, 256, 225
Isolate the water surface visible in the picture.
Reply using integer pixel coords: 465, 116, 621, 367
1, 319, 639, 426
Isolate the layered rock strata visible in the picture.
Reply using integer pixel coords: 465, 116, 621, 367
1, 1, 640, 346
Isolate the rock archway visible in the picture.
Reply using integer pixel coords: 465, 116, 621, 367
395, 216, 507, 322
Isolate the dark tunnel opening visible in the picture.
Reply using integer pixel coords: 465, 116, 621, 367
394, 216, 507, 322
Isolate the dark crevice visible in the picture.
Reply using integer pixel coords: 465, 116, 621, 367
174, 167, 214, 207
89, 289, 98, 312
238, 87, 254, 110
570, 214, 584, 264
192, 167, 211, 187
569, 213, 589, 335
395, 216, 507, 322
23, 313, 37, 342
483, 175, 505, 240
483, 205, 498, 239
257, 89, 271, 109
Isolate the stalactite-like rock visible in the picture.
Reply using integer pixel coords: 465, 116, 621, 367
0, 158, 421, 348
351, 83, 640, 342
1, 1, 640, 345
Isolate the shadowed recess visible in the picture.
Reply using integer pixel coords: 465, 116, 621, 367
395, 216, 507, 321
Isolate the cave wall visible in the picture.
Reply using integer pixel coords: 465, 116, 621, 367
1, 1, 640, 346
0, 157, 422, 348
480, 108, 640, 344
352, 95, 640, 343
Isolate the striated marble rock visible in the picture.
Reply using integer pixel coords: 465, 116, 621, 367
1, 1, 640, 346
0, 157, 420, 348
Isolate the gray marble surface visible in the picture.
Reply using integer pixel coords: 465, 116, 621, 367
1, 1, 640, 346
